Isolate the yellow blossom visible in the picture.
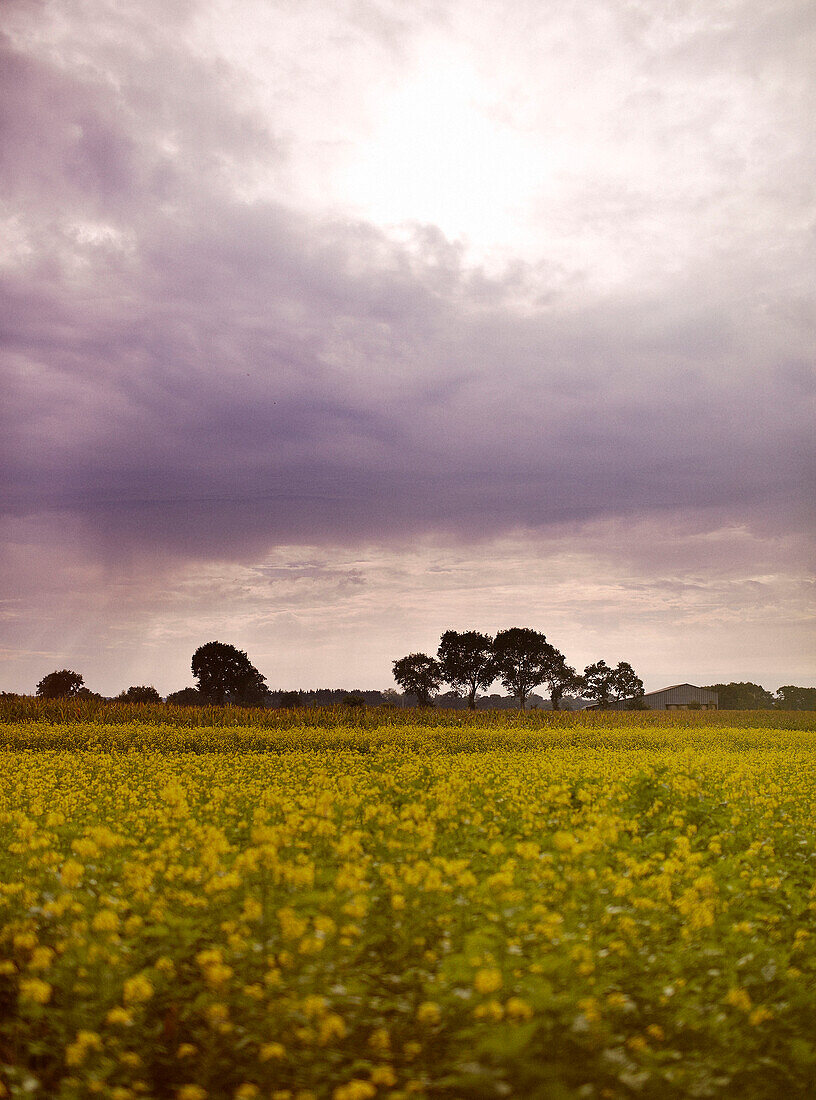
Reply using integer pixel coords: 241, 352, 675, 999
416, 1002, 441, 1025
123, 974, 154, 1004
474, 968, 503, 994
19, 978, 52, 1005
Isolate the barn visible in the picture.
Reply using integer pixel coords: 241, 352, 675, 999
586, 684, 719, 710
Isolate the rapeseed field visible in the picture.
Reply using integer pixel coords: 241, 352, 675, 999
2, 702, 816, 1098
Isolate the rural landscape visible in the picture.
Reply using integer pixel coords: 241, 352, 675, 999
3, 0, 814, 1097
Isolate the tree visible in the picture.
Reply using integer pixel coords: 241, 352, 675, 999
492, 628, 559, 710
584, 660, 644, 708
392, 653, 442, 707
545, 653, 584, 711
613, 662, 644, 706
36, 670, 84, 699
436, 630, 496, 710
75, 687, 103, 700
191, 642, 270, 706
775, 685, 816, 710
702, 682, 774, 709
166, 687, 203, 706
117, 685, 162, 703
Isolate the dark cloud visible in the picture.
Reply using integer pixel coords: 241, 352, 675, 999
0, 0, 813, 691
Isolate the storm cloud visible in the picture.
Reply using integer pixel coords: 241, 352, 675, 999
1, 0, 814, 692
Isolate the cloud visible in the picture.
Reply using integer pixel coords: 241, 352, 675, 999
0, 0, 813, 689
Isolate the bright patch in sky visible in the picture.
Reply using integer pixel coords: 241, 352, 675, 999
337, 47, 553, 252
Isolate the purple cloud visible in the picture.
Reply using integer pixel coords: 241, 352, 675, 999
0, 0, 813, 692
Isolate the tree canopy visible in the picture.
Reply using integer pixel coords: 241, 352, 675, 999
583, 660, 644, 708
544, 653, 584, 711
775, 685, 816, 710
117, 685, 162, 703
492, 628, 559, 710
436, 630, 496, 710
166, 687, 204, 706
36, 670, 84, 699
191, 642, 269, 706
392, 653, 442, 707
702, 682, 775, 709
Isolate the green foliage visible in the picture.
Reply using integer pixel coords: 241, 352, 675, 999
704, 682, 775, 709
775, 685, 816, 710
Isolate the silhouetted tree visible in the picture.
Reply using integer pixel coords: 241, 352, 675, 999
436, 630, 496, 710
392, 653, 442, 707
36, 670, 84, 699
584, 660, 644, 708
775, 685, 816, 710
545, 654, 584, 711
613, 662, 645, 705
166, 687, 204, 706
703, 682, 775, 709
492, 628, 559, 710
191, 641, 269, 705
117, 685, 162, 703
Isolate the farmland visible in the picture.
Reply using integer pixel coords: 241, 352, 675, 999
2, 702, 816, 1098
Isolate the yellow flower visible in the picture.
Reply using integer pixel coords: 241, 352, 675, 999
92, 909, 119, 933
474, 999, 504, 1021
177, 1088, 207, 1100
19, 978, 52, 1005
474, 968, 503, 994
370, 1065, 397, 1087
259, 1042, 286, 1061
749, 1006, 773, 1026
28, 947, 54, 971
106, 1007, 133, 1026
724, 988, 752, 1012
368, 1027, 390, 1053
65, 1031, 102, 1067
177, 1044, 197, 1059
318, 1013, 347, 1044
234, 1086, 259, 1100
333, 1083, 376, 1100
416, 1002, 441, 1025
505, 997, 533, 1020
123, 974, 154, 1004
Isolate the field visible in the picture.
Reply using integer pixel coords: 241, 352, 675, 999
2, 702, 816, 1099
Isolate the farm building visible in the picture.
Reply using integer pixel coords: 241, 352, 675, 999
586, 684, 718, 710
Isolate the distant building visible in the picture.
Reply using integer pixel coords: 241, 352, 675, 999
586, 683, 718, 711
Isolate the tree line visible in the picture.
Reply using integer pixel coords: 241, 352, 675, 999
392, 628, 642, 710
20, 638, 816, 710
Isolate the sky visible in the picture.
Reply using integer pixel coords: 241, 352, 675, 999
1, 0, 814, 696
